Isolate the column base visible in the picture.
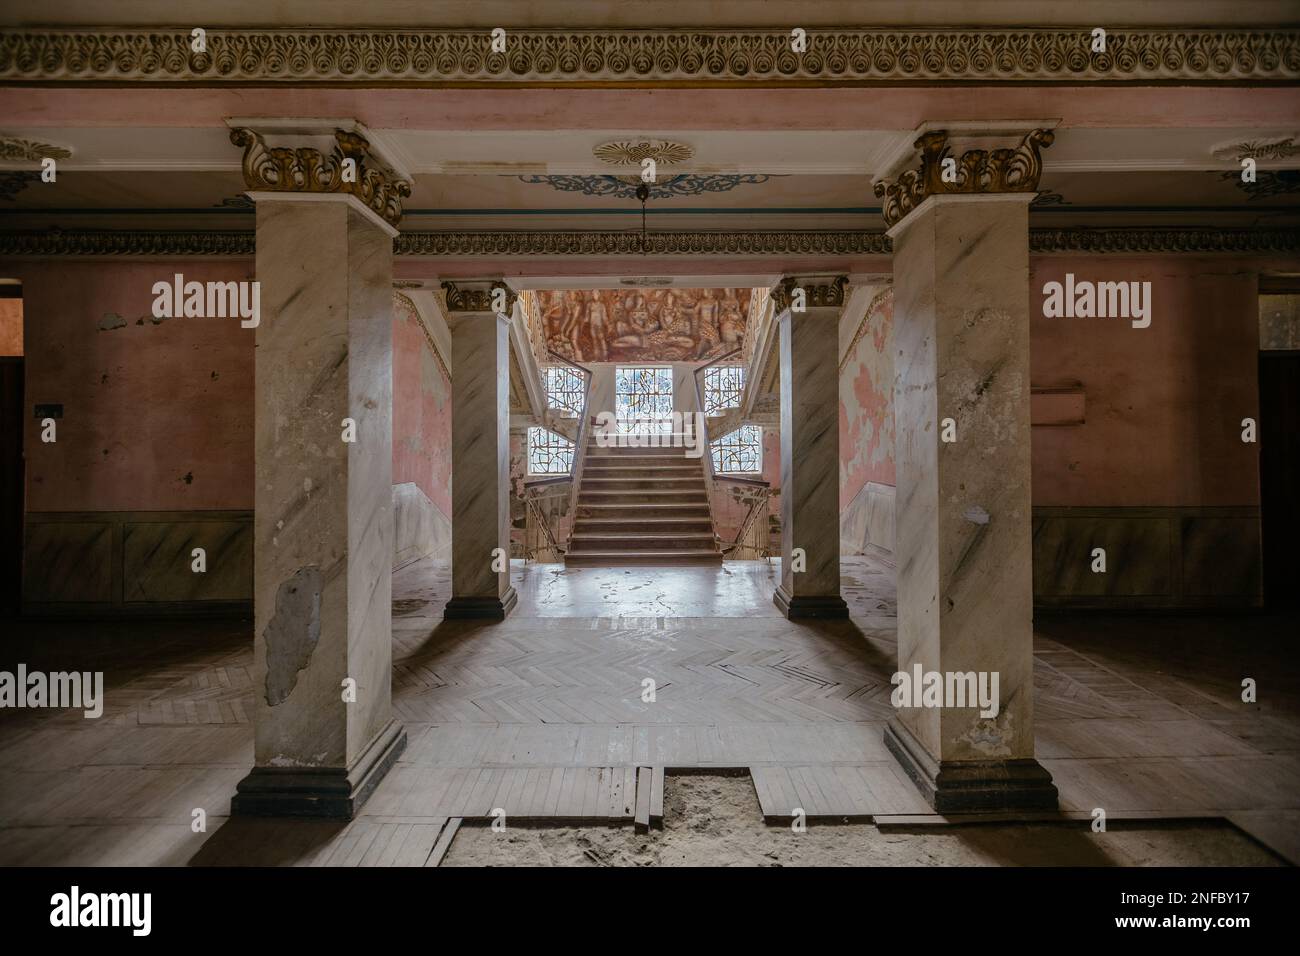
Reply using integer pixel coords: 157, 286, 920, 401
444, 586, 518, 621
884, 718, 1058, 814
231, 719, 406, 820
773, 584, 849, 620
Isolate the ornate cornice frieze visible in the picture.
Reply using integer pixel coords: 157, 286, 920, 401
2, 228, 1298, 258
771, 275, 849, 312
1027, 228, 1300, 254
440, 280, 517, 314
874, 129, 1055, 228
1, 29, 1297, 86
398, 230, 891, 256
0, 230, 257, 256
230, 127, 411, 227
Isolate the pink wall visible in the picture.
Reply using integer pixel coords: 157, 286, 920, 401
1030, 257, 1262, 507
392, 293, 452, 516
840, 287, 896, 509
5, 259, 255, 512
5, 265, 457, 519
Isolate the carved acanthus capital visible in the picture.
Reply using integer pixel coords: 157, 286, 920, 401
874, 129, 1054, 228
770, 275, 849, 313
230, 127, 411, 227
440, 280, 517, 315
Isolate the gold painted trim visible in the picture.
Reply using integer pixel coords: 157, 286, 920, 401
1, 28, 1297, 86
1, 228, 1298, 257
231, 127, 410, 227
875, 129, 1054, 228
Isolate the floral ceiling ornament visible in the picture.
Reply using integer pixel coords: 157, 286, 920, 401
1210, 136, 1300, 162
874, 129, 1055, 228
229, 127, 411, 227
593, 139, 694, 167
0, 137, 72, 163
517, 173, 772, 199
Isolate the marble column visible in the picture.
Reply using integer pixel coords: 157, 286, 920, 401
443, 281, 518, 620
232, 194, 405, 818
885, 193, 1056, 811
773, 275, 850, 619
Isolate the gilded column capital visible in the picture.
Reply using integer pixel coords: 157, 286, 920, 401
771, 275, 849, 313
230, 127, 411, 228
873, 129, 1054, 229
440, 280, 517, 316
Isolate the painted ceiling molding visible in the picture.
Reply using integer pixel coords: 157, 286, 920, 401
2, 228, 1299, 257
398, 230, 891, 256
0, 136, 72, 162
1, 29, 1297, 85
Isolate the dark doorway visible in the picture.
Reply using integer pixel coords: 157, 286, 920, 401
1259, 350, 1300, 610
0, 355, 21, 615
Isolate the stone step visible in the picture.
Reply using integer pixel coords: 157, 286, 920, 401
570, 532, 718, 551
585, 444, 693, 456
564, 549, 723, 566
582, 463, 703, 474
573, 517, 714, 533
578, 490, 708, 505
576, 503, 712, 519
581, 476, 705, 491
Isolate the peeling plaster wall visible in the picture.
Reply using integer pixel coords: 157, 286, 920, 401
392, 294, 452, 566
839, 284, 896, 555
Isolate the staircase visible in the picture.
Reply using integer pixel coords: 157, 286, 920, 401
566, 436, 722, 566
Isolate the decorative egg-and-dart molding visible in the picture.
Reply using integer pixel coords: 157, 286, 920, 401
229, 127, 412, 228
0, 29, 1297, 85
874, 129, 1055, 228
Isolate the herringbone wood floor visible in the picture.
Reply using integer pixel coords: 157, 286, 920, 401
1, 556, 1296, 864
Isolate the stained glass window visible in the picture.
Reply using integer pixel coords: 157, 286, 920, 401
615, 366, 674, 434
527, 426, 574, 475
544, 365, 584, 417
711, 425, 762, 475
703, 365, 745, 415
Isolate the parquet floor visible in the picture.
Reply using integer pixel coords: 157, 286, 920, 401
0, 556, 1295, 865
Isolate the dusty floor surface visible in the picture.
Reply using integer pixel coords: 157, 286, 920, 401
443, 775, 1284, 867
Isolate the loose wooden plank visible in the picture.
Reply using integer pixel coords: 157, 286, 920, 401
634, 766, 652, 832
424, 818, 462, 868
650, 766, 665, 827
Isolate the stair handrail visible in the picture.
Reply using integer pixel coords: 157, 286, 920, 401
546, 350, 594, 548
522, 484, 567, 560
721, 485, 776, 558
